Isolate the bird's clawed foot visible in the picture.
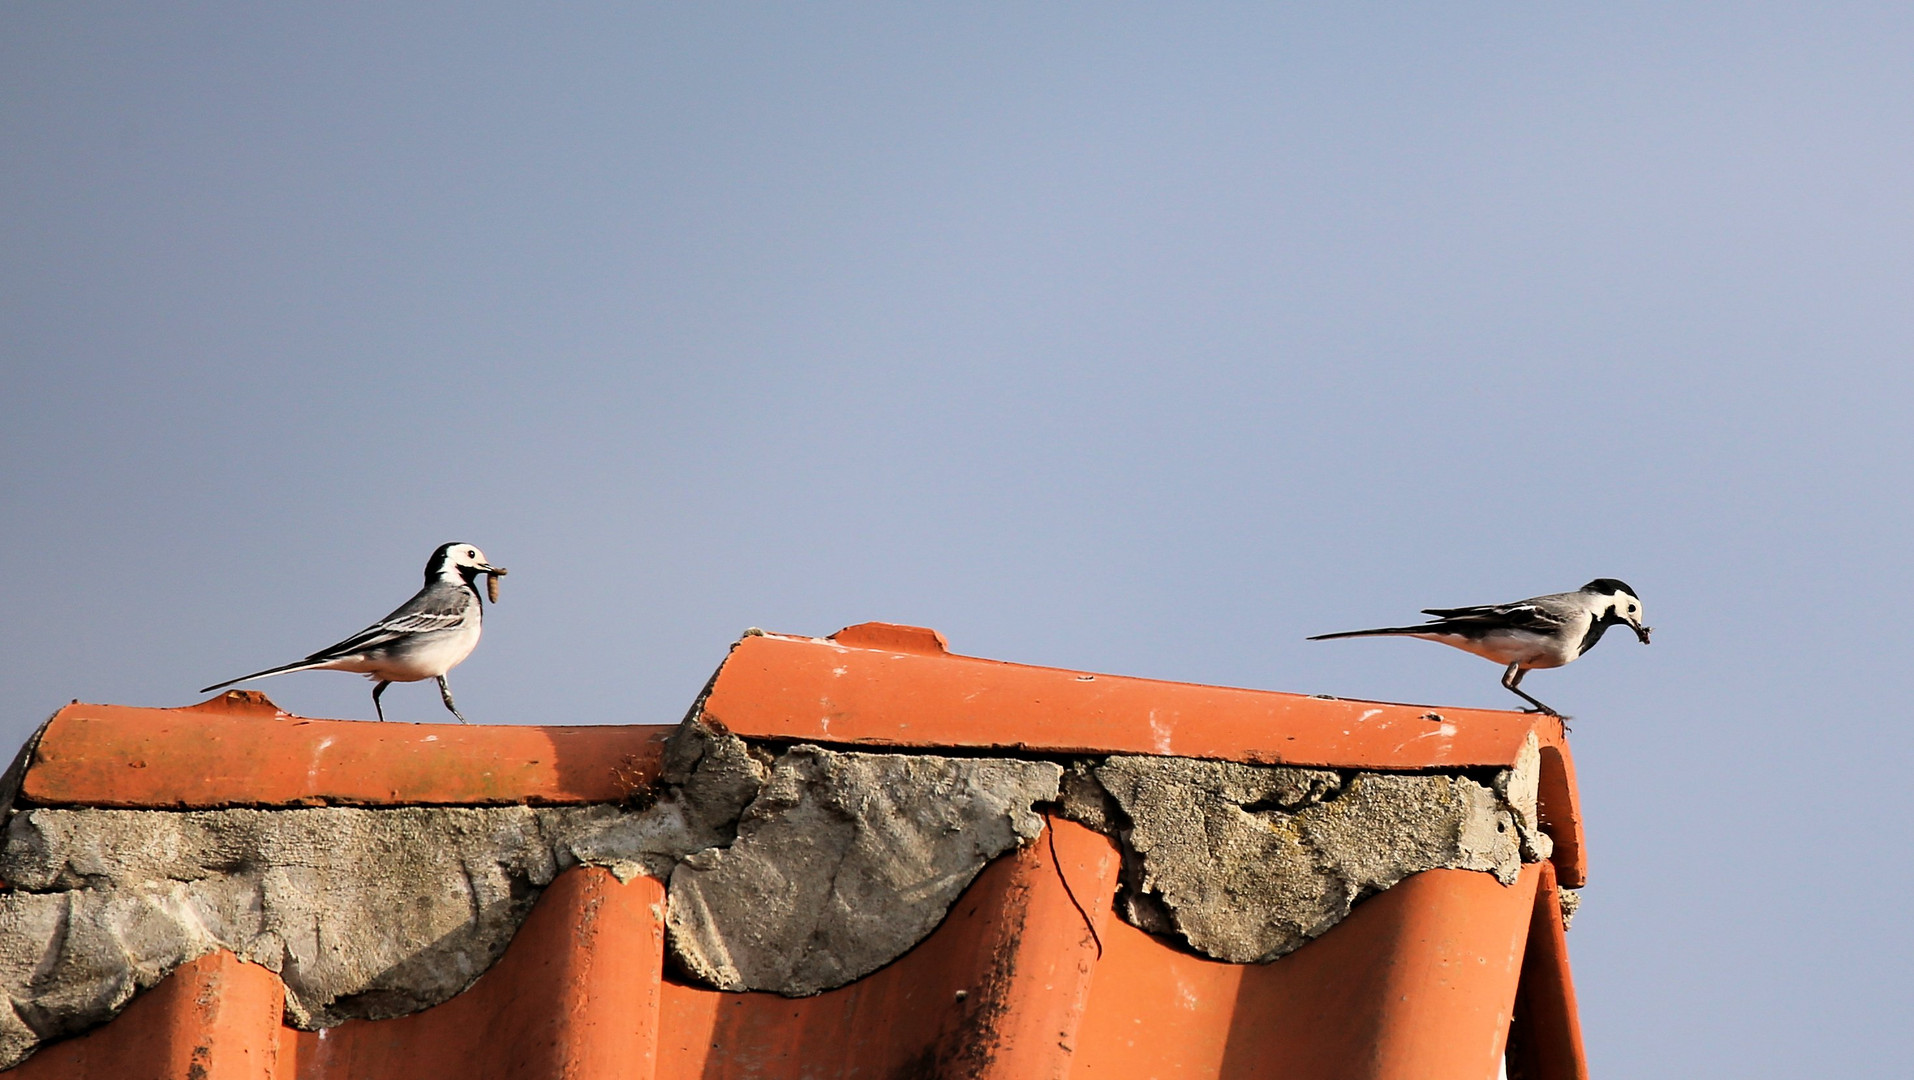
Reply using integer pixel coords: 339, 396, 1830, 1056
437, 675, 471, 725
1521, 705, 1573, 731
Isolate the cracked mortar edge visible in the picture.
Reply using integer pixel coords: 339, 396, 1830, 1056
0, 720, 1560, 1068
1058, 729, 1558, 964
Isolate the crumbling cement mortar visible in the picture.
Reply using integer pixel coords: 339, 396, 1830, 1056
1061, 736, 1554, 963
0, 722, 1060, 1069
0, 721, 1556, 1069
665, 746, 1059, 995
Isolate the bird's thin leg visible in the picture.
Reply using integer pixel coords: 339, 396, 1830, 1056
1501, 663, 1560, 717
436, 675, 471, 725
372, 680, 391, 723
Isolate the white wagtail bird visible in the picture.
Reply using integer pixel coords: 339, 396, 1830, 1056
200, 542, 508, 723
1308, 579, 1650, 717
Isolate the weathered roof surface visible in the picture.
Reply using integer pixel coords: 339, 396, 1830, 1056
706, 624, 1586, 887
0, 623, 1590, 1079
17, 691, 672, 808
715, 623, 1559, 765
2, 843, 1586, 1080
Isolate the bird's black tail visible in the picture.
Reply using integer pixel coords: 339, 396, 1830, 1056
198, 659, 330, 695
1306, 626, 1428, 641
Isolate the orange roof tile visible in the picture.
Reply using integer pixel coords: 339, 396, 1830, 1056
4, 834, 1586, 1080
19, 692, 673, 809
705, 624, 1586, 886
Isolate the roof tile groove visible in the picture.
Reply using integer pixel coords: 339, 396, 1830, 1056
3, 854, 1581, 1079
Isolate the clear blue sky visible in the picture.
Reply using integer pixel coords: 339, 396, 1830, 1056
3, 5, 1908, 1074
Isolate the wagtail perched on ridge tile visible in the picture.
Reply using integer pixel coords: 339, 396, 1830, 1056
1309, 579, 1650, 717
201, 542, 507, 723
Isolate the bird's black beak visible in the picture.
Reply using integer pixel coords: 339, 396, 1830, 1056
1632, 621, 1652, 644
478, 563, 506, 576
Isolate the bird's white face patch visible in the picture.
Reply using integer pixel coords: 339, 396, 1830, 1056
1590, 586, 1648, 638
432, 542, 494, 581
1618, 591, 1645, 626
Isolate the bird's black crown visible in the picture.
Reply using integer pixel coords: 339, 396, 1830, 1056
1581, 577, 1637, 597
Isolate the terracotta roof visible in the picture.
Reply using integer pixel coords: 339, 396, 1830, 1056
706, 624, 1586, 887
17, 691, 671, 809
0, 622, 1590, 1079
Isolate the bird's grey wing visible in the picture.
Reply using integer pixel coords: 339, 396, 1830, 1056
1420, 603, 1500, 618
1422, 602, 1570, 634
301, 586, 472, 661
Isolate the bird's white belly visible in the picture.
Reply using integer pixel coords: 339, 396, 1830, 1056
1427, 630, 1575, 670
334, 625, 481, 682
